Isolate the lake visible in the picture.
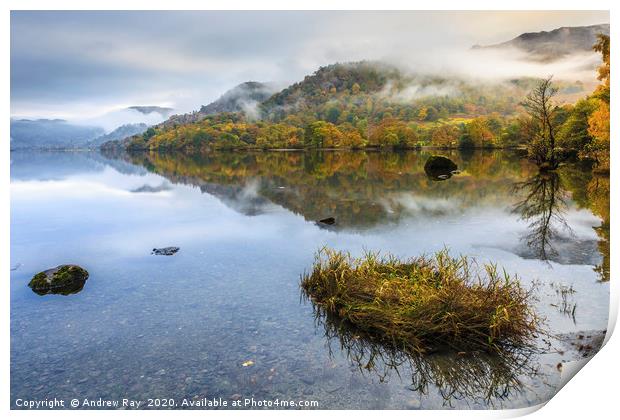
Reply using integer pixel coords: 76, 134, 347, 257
10, 149, 609, 409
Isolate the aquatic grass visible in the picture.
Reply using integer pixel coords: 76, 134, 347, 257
301, 247, 541, 354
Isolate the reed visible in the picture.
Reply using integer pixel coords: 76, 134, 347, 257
301, 248, 540, 353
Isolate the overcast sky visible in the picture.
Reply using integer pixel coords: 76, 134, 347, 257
11, 10, 609, 121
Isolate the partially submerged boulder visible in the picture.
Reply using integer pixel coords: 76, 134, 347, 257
28, 265, 89, 296
152, 247, 180, 256
424, 156, 458, 181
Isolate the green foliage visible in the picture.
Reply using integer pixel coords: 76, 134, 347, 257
143, 127, 156, 141
557, 98, 598, 150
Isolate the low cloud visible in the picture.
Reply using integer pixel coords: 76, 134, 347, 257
11, 11, 608, 120
75, 107, 171, 132
378, 80, 461, 103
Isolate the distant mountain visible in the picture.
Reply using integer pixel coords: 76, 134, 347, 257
88, 123, 148, 148
473, 24, 610, 62
128, 106, 174, 116
10, 119, 104, 150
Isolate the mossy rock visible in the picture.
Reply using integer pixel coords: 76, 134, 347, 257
424, 156, 458, 180
28, 265, 89, 296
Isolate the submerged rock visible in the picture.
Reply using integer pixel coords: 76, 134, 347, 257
318, 217, 336, 225
424, 156, 458, 181
557, 330, 606, 359
152, 247, 180, 256
28, 265, 89, 296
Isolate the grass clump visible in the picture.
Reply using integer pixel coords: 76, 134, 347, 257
301, 248, 540, 354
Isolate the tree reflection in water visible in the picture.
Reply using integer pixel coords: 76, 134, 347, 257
106, 149, 609, 280
586, 176, 610, 282
309, 304, 541, 407
512, 171, 572, 262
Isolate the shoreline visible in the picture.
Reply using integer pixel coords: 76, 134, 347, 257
12, 145, 528, 153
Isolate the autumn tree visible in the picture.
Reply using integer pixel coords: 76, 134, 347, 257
431, 125, 460, 148
522, 76, 561, 169
592, 34, 610, 103
460, 118, 495, 148
368, 118, 418, 148
304, 121, 344, 148
586, 34, 610, 172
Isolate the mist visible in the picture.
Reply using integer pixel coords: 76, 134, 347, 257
11, 10, 609, 124
74, 107, 172, 132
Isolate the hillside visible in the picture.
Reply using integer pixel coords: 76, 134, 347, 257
156, 81, 276, 130
200, 81, 276, 115
261, 61, 399, 114
102, 23, 607, 153
88, 123, 148, 148
258, 61, 550, 123
107, 59, 592, 152
473, 24, 609, 62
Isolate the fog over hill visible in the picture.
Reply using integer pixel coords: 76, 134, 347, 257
88, 123, 149, 148
128, 106, 174, 116
199, 82, 277, 117
10, 20, 609, 151
11, 11, 608, 122
11, 106, 173, 149
156, 82, 277, 129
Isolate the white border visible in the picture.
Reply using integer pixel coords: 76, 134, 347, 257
2, 2, 617, 420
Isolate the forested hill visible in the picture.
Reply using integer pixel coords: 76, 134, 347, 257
473, 24, 609, 62
201, 81, 276, 115
154, 81, 276, 130
88, 123, 148, 148
258, 61, 557, 123
261, 62, 399, 113
102, 59, 592, 152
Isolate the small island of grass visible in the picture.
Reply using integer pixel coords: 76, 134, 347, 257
301, 248, 540, 353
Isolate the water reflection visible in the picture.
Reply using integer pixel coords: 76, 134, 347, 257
586, 176, 610, 282
109, 149, 536, 230
11, 150, 608, 409
512, 167, 609, 281
111, 150, 609, 280
512, 172, 572, 262
310, 303, 540, 407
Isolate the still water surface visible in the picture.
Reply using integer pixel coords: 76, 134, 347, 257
10, 150, 609, 409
